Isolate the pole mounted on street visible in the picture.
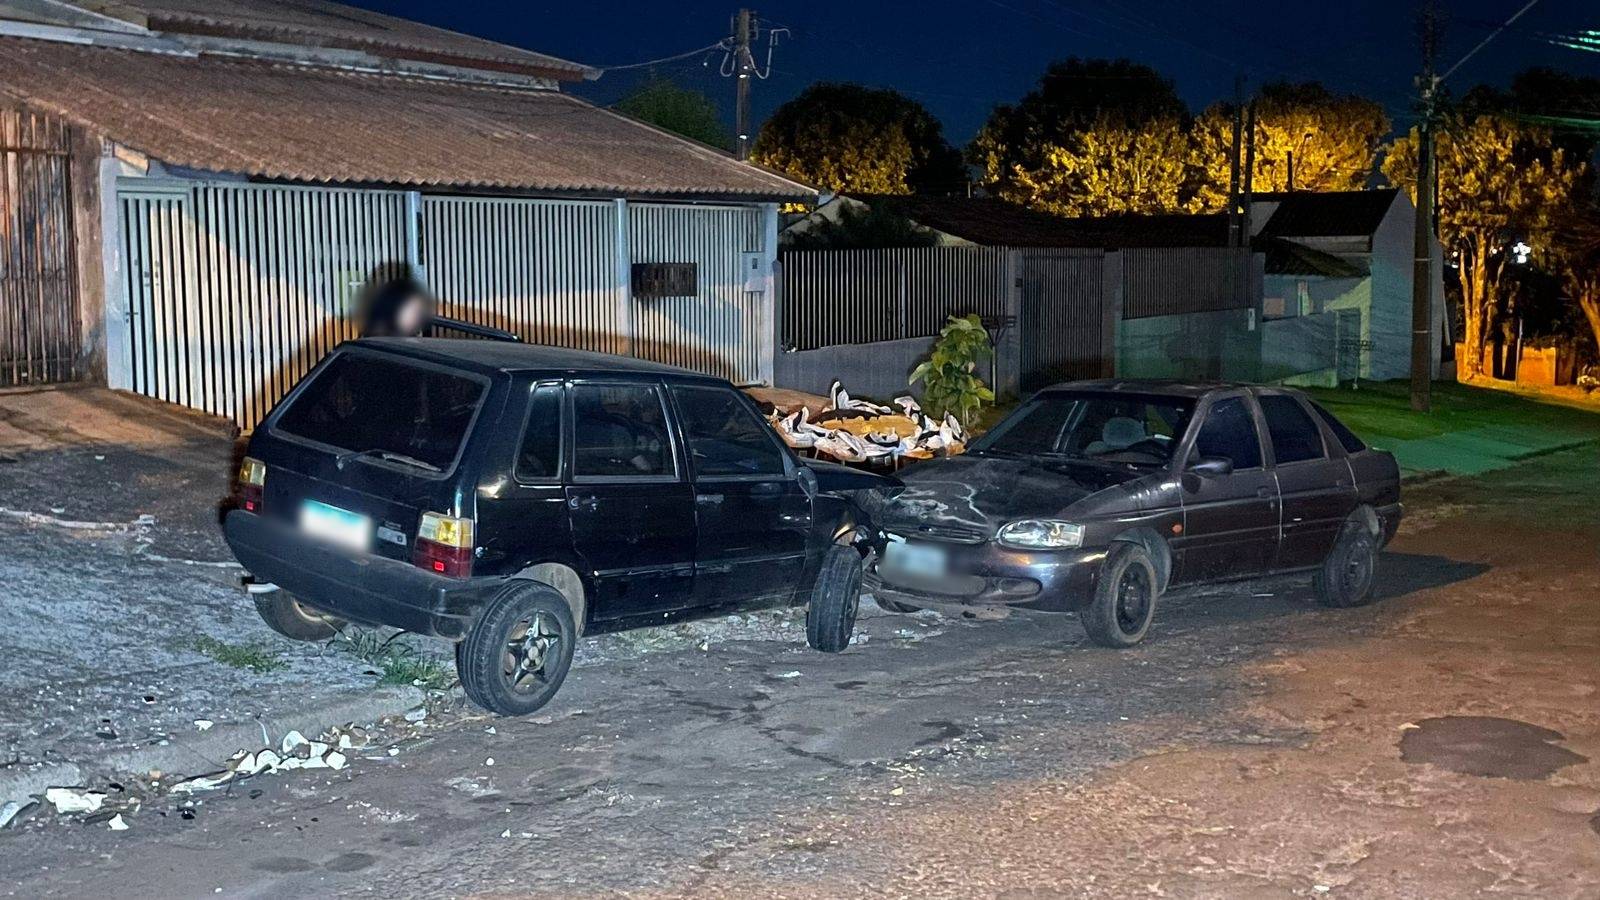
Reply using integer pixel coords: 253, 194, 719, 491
733, 9, 755, 160
1410, 1, 1440, 413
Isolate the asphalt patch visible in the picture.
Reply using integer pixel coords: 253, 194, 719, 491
1399, 716, 1588, 780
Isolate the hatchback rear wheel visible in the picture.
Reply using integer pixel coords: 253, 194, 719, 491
457, 582, 575, 716
254, 592, 344, 642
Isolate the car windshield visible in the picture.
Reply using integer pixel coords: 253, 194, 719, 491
971, 391, 1195, 465
274, 351, 486, 472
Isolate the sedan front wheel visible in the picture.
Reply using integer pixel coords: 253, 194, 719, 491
1081, 542, 1159, 648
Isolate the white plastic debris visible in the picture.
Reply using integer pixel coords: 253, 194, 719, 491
45, 787, 107, 814
194, 719, 214, 732
403, 707, 427, 723
500, 829, 512, 838
774, 671, 802, 679
484, 757, 495, 767
171, 730, 357, 793
0, 800, 34, 829
107, 814, 129, 831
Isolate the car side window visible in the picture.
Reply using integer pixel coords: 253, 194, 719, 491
571, 383, 674, 478
514, 384, 562, 481
1260, 395, 1326, 465
1311, 401, 1367, 453
671, 385, 787, 477
1191, 397, 1262, 470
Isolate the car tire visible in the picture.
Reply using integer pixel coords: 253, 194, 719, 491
254, 592, 343, 642
1313, 521, 1379, 608
456, 582, 576, 716
1081, 542, 1159, 648
807, 545, 864, 653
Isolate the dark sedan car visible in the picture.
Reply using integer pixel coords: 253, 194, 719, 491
868, 381, 1402, 647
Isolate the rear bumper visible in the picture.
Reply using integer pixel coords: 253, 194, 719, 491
866, 541, 1107, 613
224, 510, 497, 640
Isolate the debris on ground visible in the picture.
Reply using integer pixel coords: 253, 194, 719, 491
764, 381, 966, 464
44, 787, 107, 814
170, 728, 352, 794
107, 814, 129, 831
0, 799, 36, 829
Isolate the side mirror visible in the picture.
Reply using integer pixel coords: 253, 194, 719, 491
796, 465, 819, 499
1187, 456, 1234, 477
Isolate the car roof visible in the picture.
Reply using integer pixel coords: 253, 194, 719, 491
1039, 379, 1300, 400
349, 337, 721, 381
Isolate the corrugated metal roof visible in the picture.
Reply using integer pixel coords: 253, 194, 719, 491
1257, 189, 1399, 239
0, 38, 813, 200
71, 0, 594, 79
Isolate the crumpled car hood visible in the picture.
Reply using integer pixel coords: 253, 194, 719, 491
883, 454, 1139, 534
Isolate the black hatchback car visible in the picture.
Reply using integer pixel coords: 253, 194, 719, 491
224, 339, 896, 715
870, 381, 1402, 647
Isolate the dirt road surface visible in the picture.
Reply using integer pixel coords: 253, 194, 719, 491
1, 447, 1596, 899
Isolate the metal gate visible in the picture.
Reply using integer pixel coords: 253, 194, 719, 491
119, 184, 410, 425
1019, 249, 1107, 391
0, 108, 79, 387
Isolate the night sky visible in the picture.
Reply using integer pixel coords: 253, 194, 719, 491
349, 0, 1600, 143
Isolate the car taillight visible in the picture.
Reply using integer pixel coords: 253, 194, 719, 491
414, 511, 474, 578
237, 457, 266, 513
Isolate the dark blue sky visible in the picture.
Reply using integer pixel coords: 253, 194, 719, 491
351, 0, 1600, 143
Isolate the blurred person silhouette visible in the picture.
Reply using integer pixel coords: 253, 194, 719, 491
360, 275, 434, 338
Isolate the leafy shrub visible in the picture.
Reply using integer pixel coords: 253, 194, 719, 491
910, 314, 994, 427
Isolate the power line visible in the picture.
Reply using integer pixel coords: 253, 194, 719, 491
590, 40, 730, 74
1439, 0, 1545, 83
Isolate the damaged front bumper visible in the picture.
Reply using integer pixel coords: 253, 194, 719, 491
865, 539, 1107, 613
224, 510, 497, 640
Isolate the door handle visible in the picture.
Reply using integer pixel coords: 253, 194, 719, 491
567, 495, 599, 512
697, 493, 724, 505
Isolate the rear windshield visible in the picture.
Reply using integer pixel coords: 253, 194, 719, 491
275, 352, 486, 472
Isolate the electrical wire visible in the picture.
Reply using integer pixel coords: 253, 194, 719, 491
1439, 0, 1546, 83
590, 40, 730, 74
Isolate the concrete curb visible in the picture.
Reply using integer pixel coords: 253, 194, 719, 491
1399, 436, 1598, 484
0, 686, 424, 806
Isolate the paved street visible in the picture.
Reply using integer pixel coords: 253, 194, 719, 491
2, 426, 1596, 897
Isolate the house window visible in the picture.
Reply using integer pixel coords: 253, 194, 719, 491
1264, 295, 1289, 319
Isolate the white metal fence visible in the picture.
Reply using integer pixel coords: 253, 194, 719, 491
115, 181, 772, 426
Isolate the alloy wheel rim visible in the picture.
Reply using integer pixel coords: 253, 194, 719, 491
503, 611, 562, 694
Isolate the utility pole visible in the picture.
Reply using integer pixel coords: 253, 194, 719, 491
1226, 75, 1244, 251
733, 9, 755, 160
1410, 1, 1441, 412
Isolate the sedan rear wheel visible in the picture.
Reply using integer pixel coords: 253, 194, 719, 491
1313, 522, 1379, 608
1081, 542, 1159, 648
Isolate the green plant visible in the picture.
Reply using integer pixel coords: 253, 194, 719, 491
910, 314, 995, 428
331, 628, 455, 690
191, 636, 285, 673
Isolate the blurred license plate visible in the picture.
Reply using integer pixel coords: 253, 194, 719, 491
300, 500, 372, 552
884, 535, 946, 578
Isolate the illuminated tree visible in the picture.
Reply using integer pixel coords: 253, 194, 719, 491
1552, 205, 1600, 361
752, 83, 966, 195
1384, 115, 1586, 377
1005, 115, 1194, 217
1189, 82, 1390, 210
615, 78, 730, 149
970, 58, 1188, 205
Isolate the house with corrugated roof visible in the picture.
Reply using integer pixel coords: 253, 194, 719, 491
0, 0, 813, 425
783, 192, 1444, 385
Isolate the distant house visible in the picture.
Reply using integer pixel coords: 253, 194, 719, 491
0, 0, 812, 424
783, 192, 1445, 386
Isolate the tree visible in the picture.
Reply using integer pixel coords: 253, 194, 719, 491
1189, 82, 1390, 210
1384, 114, 1586, 377
1552, 205, 1600, 364
970, 58, 1188, 205
751, 83, 966, 195
614, 78, 730, 149
1005, 115, 1194, 217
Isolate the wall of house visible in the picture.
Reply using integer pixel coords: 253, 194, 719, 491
1365, 198, 1417, 381
1259, 274, 1368, 385
1116, 308, 1260, 381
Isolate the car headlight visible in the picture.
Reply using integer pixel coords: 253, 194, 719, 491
997, 520, 1085, 549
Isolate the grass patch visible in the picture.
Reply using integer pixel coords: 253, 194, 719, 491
1302, 380, 1600, 446
332, 628, 455, 690
191, 635, 285, 673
